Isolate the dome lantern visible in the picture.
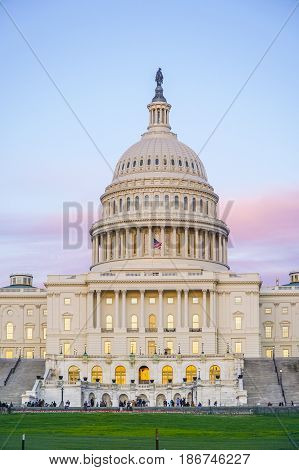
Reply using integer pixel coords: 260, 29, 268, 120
147, 68, 171, 133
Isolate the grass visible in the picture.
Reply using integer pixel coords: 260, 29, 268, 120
0, 412, 299, 450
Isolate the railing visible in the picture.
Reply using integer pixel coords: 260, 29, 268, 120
273, 354, 287, 405
4, 356, 21, 386
101, 328, 114, 333
189, 328, 202, 332
164, 328, 176, 332
127, 328, 139, 333
145, 328, 157, 332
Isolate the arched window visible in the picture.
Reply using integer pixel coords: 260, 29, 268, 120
106, 315, 113, 330
127, 161, 130, 168
119, 198, 123, 212
6, 322, 13, 340
184, 196, 188, 210
191, 162, 195, 169
171, 159, 175, 166
68, 366, 80, 384
115, 365, 126, 384
165, 195, 169, 209
178, 159, 182, 167
209, 365, 221, 383
185, 160, 189, 167
139, 366, 150, 383
126, 197, 130, 211
174, 195, 179, 209
199, 198, 203, 213
155, 158, 159, 166
167, 314, 174, 329
147, 158, 151, 166
144, 195, 149, 208
206, 200, 209, 215
91, 366, 102, 383
131, 315, 138, 330
192, 197, 196, 212
186, 365, 197, 383
154, 195, 159, 209
162, 366, 173, 384
149, 314, 156, 330
113, 200, 116, 214
133, 160, 136, 167
140, 159, 143, 166
163, 158, 167, 166
135, 196, 139, 210
192, 314, 199, 329
121, 163, 125, 170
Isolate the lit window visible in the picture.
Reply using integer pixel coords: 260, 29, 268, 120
64, 318, 71, 331
130, 341, 137, 354
167, 298, 174, 304
192, 341, 199, 354
104, 341, 111, 354
149, 315, 156, 330
43, 327, 47, 340
265, 308, 272, 314
26, 351, 33, 359
106, 315, 113, 330
5, 351, 13, 359
64, 343, 70, 355
64, 298, 71, 305
282, 326, 289, 338
27, 309, 33, 316
149, 297, 156, 304
43, 309, 48, 316
131, 315, 138, 329
283, 349, 289, 357
282, 307, 288, 314
148, 341, 156, 356
266, 349, 273, 358
26, 327, 33, 340
6, 323, 13, 340
166, 341, 173, 354
265, 326, 272, 338
192, 297, 199, 304
235, 316, 242, 330
234, 297, 242, 304
192, 314, 199, 329
131, 298, 138, 304
167, 315, 174, 329
235, 342, 242, 353
106, 298, 113, 305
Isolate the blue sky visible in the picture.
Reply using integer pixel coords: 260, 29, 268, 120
0, 0, 298, 286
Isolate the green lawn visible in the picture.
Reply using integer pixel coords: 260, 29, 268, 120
0, 412, 298, 450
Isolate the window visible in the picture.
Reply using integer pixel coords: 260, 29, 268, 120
147, 158, 151, 166
26, 351, 33, 359
192, 297, 199, 304
282, 307, 288, 314
64, 298, 71, 305
149, 314, 156, 330
43, 327, 47, 340
209, 365, 220, 383
155, 158, 159, 166
235, 342, 242, 353
149, 297, 156, 304
6, 323, 13, 340
282, 326, 289, 338
27, 309, 33, 316
130, 341, 137, 354
234, 297, 242, 304
166, 341, 173, 353
26, 327, 33, 340
235, 316, 242, 330
148, 341, 156, 356
265, 308, 272, 314
192, 314, 199, 329
186, 365, 197, 383
134, 196, 139, 210
183, 196, 188, 210
171, 158, 175, 165
68, 366, 80, 384
162, 365, 173, 384
115, 366, 126, 384
64, 343, 71, 355
154, 195, 159, 208
165, 195, 170, 209
106, 298, 113, 305
131, 297, 138, 304
283, 349, 289, 358
140, 159, 143, 166
64, 317, 71, 331
43, 309, 48, 316
131, 315, 138, 329
265, 326, 272, 338
167, 297, 174, 304
126, 197, 130, 211
174, 195, 179, 209
106, 315, 113, 330
104, 341, 111, 354
179, 159, 182, 167
5, 351, 13, 359
119, 198, 123, 212
133, 160, 136, 167
192, 197, 196, 212
167, 315, 174, 329
127, 161, 130, 168
91, 366, 102, 383
266, 348, 273, 358
144, 195, 149, 208
192, 341, 199, 354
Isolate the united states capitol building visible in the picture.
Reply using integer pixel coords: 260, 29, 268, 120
1, 71, 299, 407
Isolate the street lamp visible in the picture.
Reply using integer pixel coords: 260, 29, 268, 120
58, 375, 64, 408
279, 369, 282, 385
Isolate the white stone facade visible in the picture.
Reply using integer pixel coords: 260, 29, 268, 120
1, 75, 299, 406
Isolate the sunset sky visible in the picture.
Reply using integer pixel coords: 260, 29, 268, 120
0, 0, 298, 287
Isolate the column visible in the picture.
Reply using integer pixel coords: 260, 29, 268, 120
125, 228, 129, 258
199, 230, 203, 258
114, 290, 120, 328
137, 227, 141, 257
107, 231, 111, 260
92, 237, 96, 265
148, 226, 152, 257
158, 290, 163, 331
86, 291, 94, 330
184, 227, 188, 257
184, 289, 189, 328
195, 229, 199, 259
95, 235, 99, 264
177, 289, 182, 329
140, 290, 145, 331
219, 234, 223, 263
204, 231, 209, 260
161, 226, 165, 256
172, 227, 176, 257
209, 290, 216, 328
121, 290, 126, 330
202, 290, 207, 328
115, 230, 120, 259
223, 237, 227, 264
212, 232, 216, 261
96, 291, 101, 328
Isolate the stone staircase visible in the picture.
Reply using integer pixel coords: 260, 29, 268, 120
243, 358, 283, 405
0, 359, 45, 405
0, 359, 17, 386
275, 358, 299, 405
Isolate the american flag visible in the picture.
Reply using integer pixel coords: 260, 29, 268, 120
153, 238, 162, 249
